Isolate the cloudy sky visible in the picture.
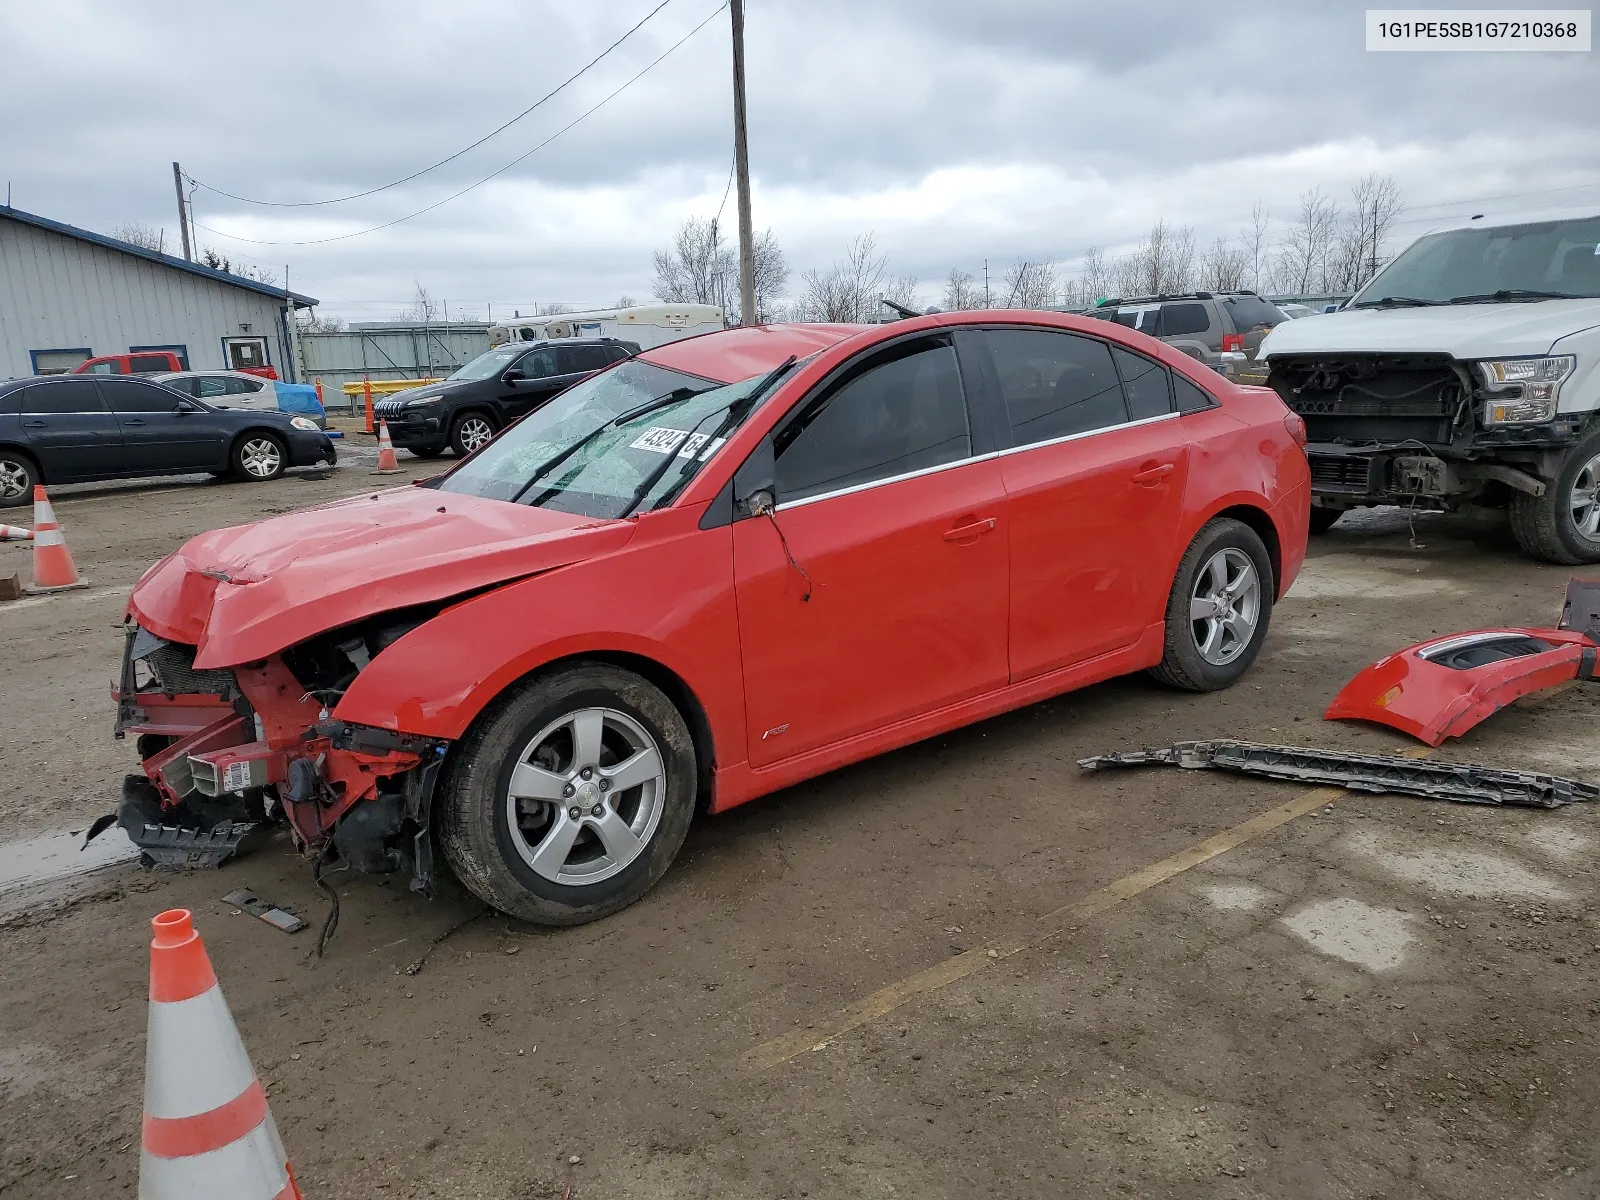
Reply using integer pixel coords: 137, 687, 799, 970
4, 0, 1597, 320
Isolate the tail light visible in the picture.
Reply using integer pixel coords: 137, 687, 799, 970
1283, 412, 1308, 446
1221, 334, 1245, 352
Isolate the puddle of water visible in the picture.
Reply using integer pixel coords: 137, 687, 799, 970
1203, 882, 1271, 912
1281, 897, 1415, 972
1348, 829, 1568, 900
0, 826, 140, 894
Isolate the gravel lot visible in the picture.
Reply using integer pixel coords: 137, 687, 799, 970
2, 453, 1597, 1199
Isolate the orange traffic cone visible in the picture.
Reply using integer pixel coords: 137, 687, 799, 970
140, 910, 303, 1200
0, 523, 32, 541
25, 486, 87, 593
372, 420, 401, 475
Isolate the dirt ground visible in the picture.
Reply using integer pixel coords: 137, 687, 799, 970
3, 450, 1599, 1199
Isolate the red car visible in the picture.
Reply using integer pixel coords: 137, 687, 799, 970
114, 313, 1309, 923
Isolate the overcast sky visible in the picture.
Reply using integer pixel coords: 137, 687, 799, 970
4, 0, 1597, 320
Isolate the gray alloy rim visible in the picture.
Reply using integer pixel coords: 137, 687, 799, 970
1189, 547, 1261, 667
240, 438, 282, 478
0, 458, 29, 500
457, 417, 494, 453
504, 707, 666, 886
1569, 452, 1600, 541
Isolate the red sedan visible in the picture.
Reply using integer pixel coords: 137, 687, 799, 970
115, 312, 1310, 923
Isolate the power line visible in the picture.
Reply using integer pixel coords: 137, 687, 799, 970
188, 0, 678, 208
191, 3, 728, 248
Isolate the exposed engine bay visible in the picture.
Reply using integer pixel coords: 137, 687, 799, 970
110, 606, 454, 890
1267, 352, 1586, 509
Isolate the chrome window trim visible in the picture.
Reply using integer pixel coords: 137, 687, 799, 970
775, 409, 1181, 512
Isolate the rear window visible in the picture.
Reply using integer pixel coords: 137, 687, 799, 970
129, 355, 173, 374
1173, 373, 1217, 413
1158, 303, 1211, 337
1221, 295, 1284, 333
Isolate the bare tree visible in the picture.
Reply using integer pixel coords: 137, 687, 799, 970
1331, 174, 1405, 292
400, 283, 439, 323
112, 221, 165, 253
198, 246, 277, 286
941, 267, 983, 311
882, 273, 920, 312
1002, 259, 1059, 309
652, 216, 786, 323
614, 295, 637, 309
535, 301, 574, 316
749, 229, 789, 323
1244, 202, 1271, 292
1199, 236, 1250, 292
1126, 221, 1197, 296
297, 310, 345, 333
1277, 187, 1340, 293
794, 232, 890, 323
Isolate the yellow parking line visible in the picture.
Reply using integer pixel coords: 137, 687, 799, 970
746, 781, 1350, 1070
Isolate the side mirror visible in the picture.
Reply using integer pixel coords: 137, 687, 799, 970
502, 368, 526, 382
174, 399, 200, 414
733, 439, 776, 517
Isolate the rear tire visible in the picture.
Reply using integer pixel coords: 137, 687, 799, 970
1509, 429, 1600, 564
438, 663, 697, 925
1149, 517, 1275, 692
409, 443, 448, 459
0, 450, 38, 507
1308, 507, 1343, 534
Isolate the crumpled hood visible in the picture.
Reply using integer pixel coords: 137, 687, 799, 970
1259, 299, 1600, 360
130, 486, 634, 668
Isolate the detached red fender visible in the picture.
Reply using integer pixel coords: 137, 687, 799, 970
1326, 627, 1597, 746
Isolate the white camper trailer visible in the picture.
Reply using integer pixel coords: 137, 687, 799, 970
489, 303, 724, 351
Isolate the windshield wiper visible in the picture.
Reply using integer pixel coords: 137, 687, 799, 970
1444, 288, 1583, 304
616, 356, 799, 520
508, 389, 711, 505
1348, 296, 1441, 309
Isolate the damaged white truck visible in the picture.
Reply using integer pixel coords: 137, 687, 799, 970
1258, 209, 1600, 563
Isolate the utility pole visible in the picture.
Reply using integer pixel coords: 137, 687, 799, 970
172, 162, 192, 261
730, 0, 756, 326
983, 259, 990, 308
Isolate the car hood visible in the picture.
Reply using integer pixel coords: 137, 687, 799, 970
129, 486, 634, 668
1258, 299, 1600, 360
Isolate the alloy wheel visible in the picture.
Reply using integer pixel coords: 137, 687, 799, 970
1188, 547, 1261, 666
1569, 453, 1600, 542
240, 438, 282, 479
458, 417, 494, 453
0, 459, 29, 501
504, 707, 666, 886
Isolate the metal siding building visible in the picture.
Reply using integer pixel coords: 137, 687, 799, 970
0, 206, 317, 381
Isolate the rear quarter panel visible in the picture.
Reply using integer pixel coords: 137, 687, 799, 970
332, 506, 748, 766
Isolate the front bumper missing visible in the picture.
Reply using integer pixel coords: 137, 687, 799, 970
1079, 740, 1597, 809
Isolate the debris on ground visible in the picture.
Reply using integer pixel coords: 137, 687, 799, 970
222, 888, 308, 934
1078, 740, 1598, 808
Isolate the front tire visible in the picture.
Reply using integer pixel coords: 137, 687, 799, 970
438, 663, 697, 925
1510, 429, 1600, 564
449, 412, 496, 458
408, 443, 448, 459
232, 432, 286, 482
1149, 517, 1275, 692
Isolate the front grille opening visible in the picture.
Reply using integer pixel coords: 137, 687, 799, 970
145, 641, 235, 696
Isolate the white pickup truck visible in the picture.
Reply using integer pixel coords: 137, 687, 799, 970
1257, 208, 1600, 563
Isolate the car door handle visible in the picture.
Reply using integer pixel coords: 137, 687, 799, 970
122, 418, 147, 426
943, 517, 996, 541
22, 420, 45, 428
1133, 462, 1175, 485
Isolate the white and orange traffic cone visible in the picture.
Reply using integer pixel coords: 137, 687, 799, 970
0, 523, 32, 541
25, 486, 87, 593
372, 420, 401, 475
141, 909, 304, 1200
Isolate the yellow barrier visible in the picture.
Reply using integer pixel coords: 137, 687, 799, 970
340, 377, 444, 399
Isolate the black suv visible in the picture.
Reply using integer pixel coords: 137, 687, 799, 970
376, 338, 639, 457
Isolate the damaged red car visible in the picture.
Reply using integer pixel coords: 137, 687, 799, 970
113, 313, 1310, 924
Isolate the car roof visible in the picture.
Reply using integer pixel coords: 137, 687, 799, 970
639, 323, 866, 383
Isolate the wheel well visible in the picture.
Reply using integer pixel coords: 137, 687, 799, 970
230, 427, 287, 455
0, 444, 42, 480
1213, 504, 1282, 596
511, 650, 716, 814
451, 407, 497, 431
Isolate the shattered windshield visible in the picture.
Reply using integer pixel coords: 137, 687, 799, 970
1353, 216, 1600, 306
438, 359, 768, 517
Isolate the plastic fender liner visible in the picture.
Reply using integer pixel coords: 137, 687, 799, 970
1325, 627, 1595, 746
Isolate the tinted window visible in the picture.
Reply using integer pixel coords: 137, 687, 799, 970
989, 329, 1128, 445
568, 345, 611, 372
129, 355, 171, 374
1158, 303, 1211, 336
1173, 374, 1217, 413
23, 380, 107, 414
160, 377, 199, 397
196, 377, 230, 398
1106, 310, 1140, 328
100, 379, 179, 413
775, 338, 970, 503
225, 376, 264, 394
518, 347, 559, 379
0, 389, 22, 416
1221, 295, 1284, 333
1112, 346, 1173, 421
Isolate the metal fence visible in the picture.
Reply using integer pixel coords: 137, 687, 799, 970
299, 323, 492, 410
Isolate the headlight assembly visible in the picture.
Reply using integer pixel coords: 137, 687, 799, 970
1476, 355, 1575, 425
290, 416, 322, 431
